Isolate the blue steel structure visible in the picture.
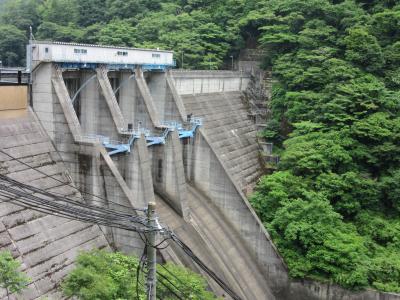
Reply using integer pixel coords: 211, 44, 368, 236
57, 62, 174, 71
96, 118, 202, 156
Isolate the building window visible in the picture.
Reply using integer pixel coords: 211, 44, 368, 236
117, 51, 128, 56
152, 53, 161, 58
74, 48, 87, 54
45, 47, 49, 53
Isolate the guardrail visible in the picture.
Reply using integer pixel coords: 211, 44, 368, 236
0, 68, 29, 85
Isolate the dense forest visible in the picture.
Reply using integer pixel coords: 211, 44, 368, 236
0, 0, 399, 294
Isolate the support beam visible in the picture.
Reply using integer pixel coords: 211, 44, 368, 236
166, 70, 187, 120
96, 65, 127, 132
52, 66, 83, 142
135, 68, 161, 127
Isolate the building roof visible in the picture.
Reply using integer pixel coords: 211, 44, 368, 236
31, 40, 174, 54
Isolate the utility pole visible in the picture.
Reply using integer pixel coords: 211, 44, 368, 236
230, 55, 234, 70
181, 52, 184, 69
146, 202, 157, 300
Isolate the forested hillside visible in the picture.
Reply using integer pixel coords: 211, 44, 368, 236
0, 0, 256, 68
248, 0, 400, 293
0, 0, 399, 294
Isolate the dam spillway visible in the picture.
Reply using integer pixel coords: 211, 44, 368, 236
23, 41, 289, 299
2, 42, 397, 300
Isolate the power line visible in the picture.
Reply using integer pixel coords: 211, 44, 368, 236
169, 233, 243, 300
0, 149, 145, 212
158, 263, 186, 287
157, 271, 187, 300
0, 178, 156, 233
0, 175, 241, 300
157, 275, 185, 300
0, 175, 149, 227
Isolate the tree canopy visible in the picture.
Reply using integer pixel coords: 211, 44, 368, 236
247, 0, 400, 292
62, 250, 218, 300
0, 251, 30, 299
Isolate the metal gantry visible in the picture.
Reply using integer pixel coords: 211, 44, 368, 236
86, 118, 202, 156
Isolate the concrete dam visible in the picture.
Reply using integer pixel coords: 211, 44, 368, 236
1, 42, 399, 300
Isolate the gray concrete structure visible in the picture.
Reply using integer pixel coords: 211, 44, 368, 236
0, 111, 109, 300
171, 70, 250, 95
5, 59, 397, 300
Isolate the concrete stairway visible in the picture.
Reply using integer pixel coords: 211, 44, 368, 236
0, 111, 109, 300
181, 91, 262, 193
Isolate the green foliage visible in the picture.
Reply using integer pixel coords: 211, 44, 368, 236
62, 250, 218, 300
96, 20, 137, 47
0, 0, 40, 32
0, 251, 30, 299
0, 0, 243, 68
246, 0, 400, 293
344, 27, 384, 72
38, 0, 79, 26
0, 24, 26, 66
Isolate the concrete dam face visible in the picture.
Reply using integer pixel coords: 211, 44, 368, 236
2, 43, 397, 300
27, 62, 288, 300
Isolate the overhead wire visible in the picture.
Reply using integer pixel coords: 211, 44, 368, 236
0, 174, 242, 300
156, 271, 187, 300
169, 233, 243, 300
158, 263, 186, 287
0, 179, 156, 233
0, 174, 148, 225
0, 175, 147, 226
0, 149, 146, 212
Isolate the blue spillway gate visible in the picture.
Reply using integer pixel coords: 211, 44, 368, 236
95, 118, 202, 156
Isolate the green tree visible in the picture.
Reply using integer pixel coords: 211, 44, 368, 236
36, 22, 84, 42
0, 0, 41, 32
344, 27, 385, 72
96, 20, 137, 47
77, 0, 107, 27
62, 250, 218, 300
38, 0, 78, 26
244, 0, 400, 292
0, 251, 30, 300
0, 24, 26, 66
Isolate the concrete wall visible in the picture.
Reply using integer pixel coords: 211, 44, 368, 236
0, 85, 27, 118
28, 62, 400, 300
0, 111, 110, 300
171, 70, 250, 95
32, 64, 149, 257
146, 72, 181, 121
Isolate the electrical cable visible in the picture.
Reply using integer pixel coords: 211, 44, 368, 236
158, 263, 186, 287
137, 245, 147, 300
0, 175, 241, 300
0, 174, 149, 226
169, 233, 242, 300
157, 276, 185, 300
0, 180, 157, 233
0, 149, 146, 212
141, 265, 187, 300
156, 271, 188, 300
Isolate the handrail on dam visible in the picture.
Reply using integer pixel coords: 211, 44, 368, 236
94, 118, 202, 155
162, 117, 202, 139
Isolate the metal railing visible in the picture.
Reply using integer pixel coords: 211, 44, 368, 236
0, 68, 29, 85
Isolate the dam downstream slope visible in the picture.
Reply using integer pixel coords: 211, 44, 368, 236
181, 91, 262, 193
155, 186, 275, 300
0, 111, 109, 300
